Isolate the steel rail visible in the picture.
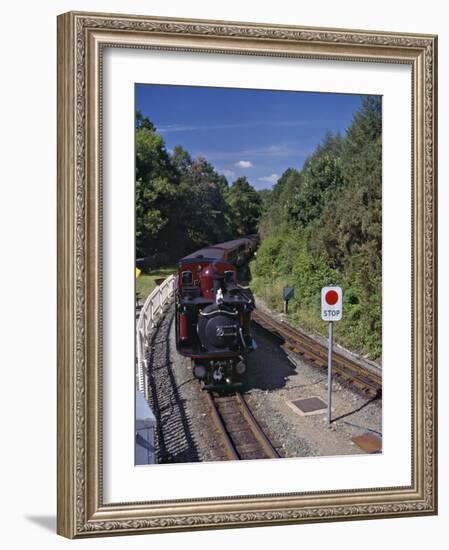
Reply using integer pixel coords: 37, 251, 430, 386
203, 391, 239, 461
203, 390, 280, 460
234, 393, 279, 459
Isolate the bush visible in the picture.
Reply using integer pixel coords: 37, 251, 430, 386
251, 228, 381, 360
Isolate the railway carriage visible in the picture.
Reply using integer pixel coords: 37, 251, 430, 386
175, 237, 257, 388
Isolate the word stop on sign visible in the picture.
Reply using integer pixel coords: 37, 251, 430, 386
321, 286, 343, 321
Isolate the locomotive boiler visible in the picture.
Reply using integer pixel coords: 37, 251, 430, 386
175, 239, 257, 388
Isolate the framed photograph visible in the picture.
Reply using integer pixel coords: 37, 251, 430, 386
57, 11, 437, 538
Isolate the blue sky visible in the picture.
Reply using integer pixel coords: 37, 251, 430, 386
136, 84, 365, 190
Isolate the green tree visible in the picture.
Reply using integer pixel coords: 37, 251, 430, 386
226, 177, 262, 236
171, 144, 193, 173
173, 153, 234, 247
135, 117, 186, 257
288, 134, 344, 229
258, 168, 301, 237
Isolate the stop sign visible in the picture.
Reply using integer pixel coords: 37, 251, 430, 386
321, 286, 343, 321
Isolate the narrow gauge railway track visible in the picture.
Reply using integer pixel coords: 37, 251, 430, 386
252, 308, 382, 397
203, 391, 280, 461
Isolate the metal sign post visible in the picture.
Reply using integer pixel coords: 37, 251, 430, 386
283, 286, 294, 314
327, 321, 333, 425
321, 286, 343, 426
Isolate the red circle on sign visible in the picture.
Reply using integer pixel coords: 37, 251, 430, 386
325, 290, 339, 305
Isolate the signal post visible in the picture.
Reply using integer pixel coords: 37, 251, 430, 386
321, 286, 343, 425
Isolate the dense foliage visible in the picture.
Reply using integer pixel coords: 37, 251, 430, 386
252, 97, 382, 360
135, 112, 262, 259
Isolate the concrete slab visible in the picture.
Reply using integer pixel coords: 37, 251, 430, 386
287, 397, 327, 416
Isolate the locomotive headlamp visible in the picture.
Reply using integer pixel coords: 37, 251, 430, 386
193, 365, 206, 379
235, 361, 246, 375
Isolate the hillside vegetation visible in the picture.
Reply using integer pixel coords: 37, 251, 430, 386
252, 96, 382, 360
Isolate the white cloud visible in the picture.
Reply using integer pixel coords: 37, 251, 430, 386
235, 160, 253, 169
158, 124, 198, 133
197, 142, 310, 162
157, 119, 309, 133
258, 173, 280, 184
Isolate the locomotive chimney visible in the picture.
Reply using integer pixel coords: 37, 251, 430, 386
199, 263, 225, 301
213, 271, 225, 294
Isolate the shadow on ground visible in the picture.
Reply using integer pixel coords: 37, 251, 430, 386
25, 515, 56, 533
242, 323, 298, 392
146, 307, 200, 464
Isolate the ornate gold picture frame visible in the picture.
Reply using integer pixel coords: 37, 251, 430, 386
57, 11, 437, 538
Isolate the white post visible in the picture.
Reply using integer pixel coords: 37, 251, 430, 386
327, 321, 333, 425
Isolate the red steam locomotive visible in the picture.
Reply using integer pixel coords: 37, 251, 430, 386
174, 237, 258, 388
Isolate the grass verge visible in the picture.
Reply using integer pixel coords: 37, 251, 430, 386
136, 267, 176, 302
